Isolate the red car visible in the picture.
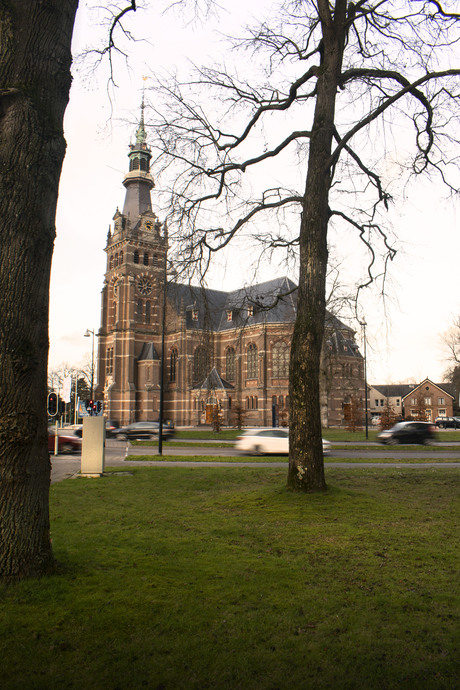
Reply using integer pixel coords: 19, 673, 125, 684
48, 430, 81, 454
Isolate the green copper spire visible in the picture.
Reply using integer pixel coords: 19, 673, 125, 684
135, 97, 147, 145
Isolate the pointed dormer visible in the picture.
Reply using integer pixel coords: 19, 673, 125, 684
122, 99, 155, 221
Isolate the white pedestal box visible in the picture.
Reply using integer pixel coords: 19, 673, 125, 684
80, 416, 106, 477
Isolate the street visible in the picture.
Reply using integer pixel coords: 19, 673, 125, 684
50, 438, 460, 483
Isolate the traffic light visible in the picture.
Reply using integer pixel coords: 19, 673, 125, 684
47, 392, 58, 416
96, 401, 103, 414
85, 399, 94, 414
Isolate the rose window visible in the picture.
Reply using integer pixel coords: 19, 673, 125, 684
137, 277, 153, 296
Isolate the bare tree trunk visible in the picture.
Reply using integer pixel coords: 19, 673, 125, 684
288, 1, 346, 491
0, 1, 78, 580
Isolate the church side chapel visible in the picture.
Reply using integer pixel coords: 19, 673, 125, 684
95, 106, 365, 428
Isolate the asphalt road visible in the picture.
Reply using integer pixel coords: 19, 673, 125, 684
50, 439, 460, 483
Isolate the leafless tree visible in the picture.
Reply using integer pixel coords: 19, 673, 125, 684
442, 316, 460, 365
442, 315, 460, 410
146, 0, 460, 491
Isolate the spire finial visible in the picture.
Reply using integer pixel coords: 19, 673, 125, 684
135, 78, 148, 145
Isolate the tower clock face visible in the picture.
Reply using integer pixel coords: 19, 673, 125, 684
145, 220, 153, 230
137, 276, 153, 296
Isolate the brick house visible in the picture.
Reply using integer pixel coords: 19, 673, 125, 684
369, 379, 454, 422
402, 379, 454, 421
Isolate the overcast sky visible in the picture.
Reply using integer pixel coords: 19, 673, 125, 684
49, 1, 460, 385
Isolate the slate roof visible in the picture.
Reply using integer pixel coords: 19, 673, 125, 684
137, 342, 160, 361
167, 282, 228, 331
372, 381, 455, 399
325, 329, 361, 358
371, 384, 414, 398
167, 276, 354, 337
193, 367, 234, 391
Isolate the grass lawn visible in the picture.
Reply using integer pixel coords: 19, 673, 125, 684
1, 467, 459, 689
126, 453, 459, 464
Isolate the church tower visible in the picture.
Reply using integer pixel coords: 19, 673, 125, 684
96, 102, 168, 425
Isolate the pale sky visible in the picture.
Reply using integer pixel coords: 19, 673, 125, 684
49, 1, 460, 385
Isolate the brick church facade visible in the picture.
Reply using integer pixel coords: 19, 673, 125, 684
95, 109, 365, 428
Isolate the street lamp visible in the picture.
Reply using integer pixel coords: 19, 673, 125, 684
358, 319, 369, 439
84, 328, 95, 401
158, 248, 168, 456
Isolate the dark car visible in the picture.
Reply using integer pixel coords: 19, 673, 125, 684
377, 421, 437, 445
74, 419, 118, 438
48, 430, 82, 454
435, 417, 460, 429
113, 421, 174, 441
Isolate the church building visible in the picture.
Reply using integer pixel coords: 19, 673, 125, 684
95, 108, 365, 428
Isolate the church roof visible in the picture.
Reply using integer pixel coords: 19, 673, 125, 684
137, 342, 160, 361
192, 367, 234, 391
167, 283, 229, 331
167, 276, 357, 347
325, 329, 362, 358
217, 276, 297, 330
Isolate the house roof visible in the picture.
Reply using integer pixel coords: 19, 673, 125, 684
401, 378, 454, 401
371, 380, 455, 400
371, 384, 414, 398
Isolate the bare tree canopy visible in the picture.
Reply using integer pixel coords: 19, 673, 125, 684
145, 0, 460, 491
443, 315, 460, 365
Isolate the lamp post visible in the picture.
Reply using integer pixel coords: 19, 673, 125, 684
358, 319, 368, 439
84, 328, 95, 402
158, 247, 168, 456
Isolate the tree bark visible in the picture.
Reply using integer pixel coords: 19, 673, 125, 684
287, 1, 346, 492
0, 0, 78, 580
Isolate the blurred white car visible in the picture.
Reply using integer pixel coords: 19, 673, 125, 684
235, 428, 331, 455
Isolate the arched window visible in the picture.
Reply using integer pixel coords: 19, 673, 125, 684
279, 395, 284, 409
143, 252, 149, 266
247, 343, 258, 379
140, 158, 148, 171
193, 346, 210, 384
112, 301, 117, 325
136, 299, 143, 323
145, 301, 151, 324
170, 348, 178, 382
254, 396, 258, 410
272, 341, 290, 378
226, 347, 236, 381
152, 255, 158, 266
246, 397, 250, 409
106, 347, 114, 375
130, 157, 140, 171
134, 251, 139, 264
119, 250, 123, 264
109, 255, 113, 270
114, 253, 118, 267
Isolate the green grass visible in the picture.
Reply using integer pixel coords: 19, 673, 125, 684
1, 467, 459, 689
132, 439, 233, 448
175, 428, 242, 440
126, 453, 458, 464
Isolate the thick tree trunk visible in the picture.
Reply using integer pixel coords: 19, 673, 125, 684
287, 1, 346, 492
0, 1, 78, 580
